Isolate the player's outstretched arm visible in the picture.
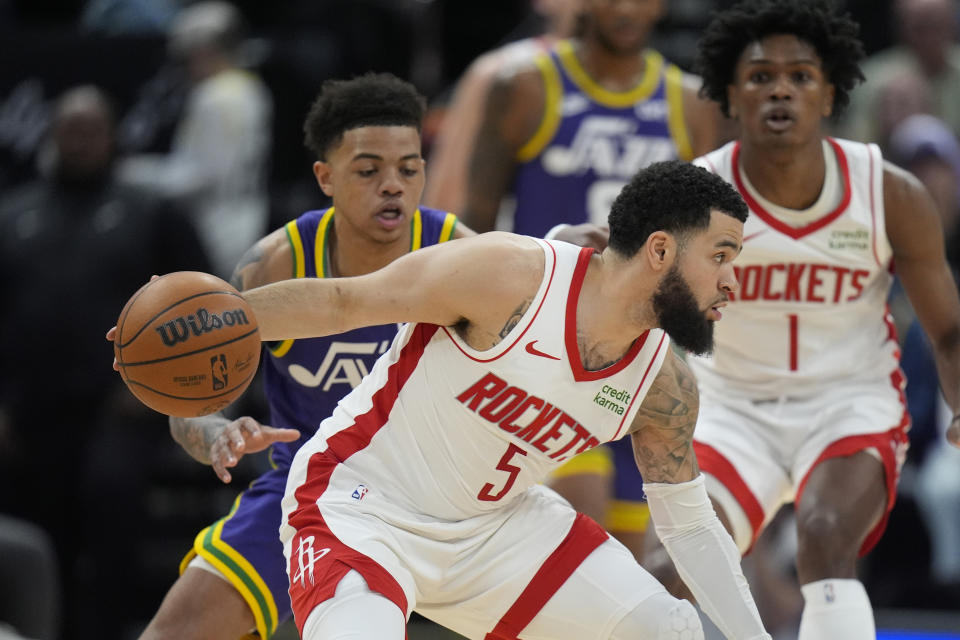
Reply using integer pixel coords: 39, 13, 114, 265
630, 350, 770, 639
164, 226, 301, 482
243, 232, 543, 344
885, 163, 960, 448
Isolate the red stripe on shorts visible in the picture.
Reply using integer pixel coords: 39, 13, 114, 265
484, 513, 609, 640
693, 442, 766, 554
795, 423, 909, 557
287, 323, 439, 636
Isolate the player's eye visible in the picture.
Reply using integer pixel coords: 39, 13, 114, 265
357, 168, 376, 177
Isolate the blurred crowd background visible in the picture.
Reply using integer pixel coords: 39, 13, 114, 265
0, 1, 958, 639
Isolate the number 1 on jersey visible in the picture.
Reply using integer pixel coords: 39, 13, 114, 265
788, 314, 798, 371
478, 443, 528, 502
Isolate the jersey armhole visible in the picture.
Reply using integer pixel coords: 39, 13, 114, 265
516, 53, 563, 163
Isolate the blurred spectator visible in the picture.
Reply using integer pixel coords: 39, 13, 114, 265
80, 0, 179, 36
838, 0, 960, 144
888, 113, 960, 267
119, 0, 272, 279
884, 114, 960, 339
423, 0, 583, 213
0, 84, 210, 640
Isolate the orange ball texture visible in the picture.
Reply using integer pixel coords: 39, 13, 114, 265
114, 271, 261, 417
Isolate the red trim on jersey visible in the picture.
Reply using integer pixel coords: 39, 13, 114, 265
442, 241, 558, 363
565, 247, 647, 381
867, 144, 884, 268
612, 331, 668, 440
287, 323, 439, 634
731, 138, 852, 240
484, 514, 609, 640
693, 442, 765, 555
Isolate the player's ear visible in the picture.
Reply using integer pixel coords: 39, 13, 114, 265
646, 231, 671, 271
313, 161, 334, 197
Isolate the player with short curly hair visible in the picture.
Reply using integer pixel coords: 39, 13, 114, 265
696, 0, 865, 118
237, 158, 774, 640
643, 2, 960, 638
135, 72, 472, 640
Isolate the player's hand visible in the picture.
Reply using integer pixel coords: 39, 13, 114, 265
553, 223, 609, 251
107, 275, 160, 371
210, 416, 300, 483
948, 416, 960, 449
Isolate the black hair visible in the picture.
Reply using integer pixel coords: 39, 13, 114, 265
303, 72, 426, 160
607, 160, 747, 257
697, 0, 865, 117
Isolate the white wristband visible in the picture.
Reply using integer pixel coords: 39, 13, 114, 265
544, 223, 571, 240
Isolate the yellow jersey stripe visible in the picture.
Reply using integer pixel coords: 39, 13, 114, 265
315, 207, 336, 278
517, 52, 564, 162
410, 209, 423, 251
439, 212, 457, 242
665, 64, 694, 161
550, 445, 614, 478
557, 41, 663, 107
607, 500, 651, 533
269, 220, 306, 357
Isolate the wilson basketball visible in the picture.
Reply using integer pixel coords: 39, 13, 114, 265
114, 271, 261, 417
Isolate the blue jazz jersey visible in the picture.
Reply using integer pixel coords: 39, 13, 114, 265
180, 206, 458, 640
263, 206, 459, 466
512, 40, 693, 237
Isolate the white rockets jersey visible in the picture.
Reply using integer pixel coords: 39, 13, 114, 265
690, 138, 900, 399
288, 239, 670, 522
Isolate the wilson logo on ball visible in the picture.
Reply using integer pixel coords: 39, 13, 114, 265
155, 307, 252, 347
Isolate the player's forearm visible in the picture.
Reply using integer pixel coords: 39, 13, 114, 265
645, 475, 771, 640
243, 278, 349, 342
169, 414, 228, 465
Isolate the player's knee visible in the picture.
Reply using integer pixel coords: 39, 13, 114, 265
796, 509, 858, 565
610, 591, 703, 640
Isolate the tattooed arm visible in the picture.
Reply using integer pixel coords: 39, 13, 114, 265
628, 348, 700, 483
631, 348, 770, 640
168, 227, 301, 482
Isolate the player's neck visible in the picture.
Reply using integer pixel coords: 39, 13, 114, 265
737, 136, 828, 210
575, 39, 648, 91
326, 221, 410, 278
575, 252, 654, 366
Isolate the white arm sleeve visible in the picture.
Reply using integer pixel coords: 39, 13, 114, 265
644, 474, 771, 640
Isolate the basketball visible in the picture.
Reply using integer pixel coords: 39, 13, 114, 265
113, 271, 262, 417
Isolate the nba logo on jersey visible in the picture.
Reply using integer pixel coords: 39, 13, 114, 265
824, 582, 836, 603
351, 484, 368, 501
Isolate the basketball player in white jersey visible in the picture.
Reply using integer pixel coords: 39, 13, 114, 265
239, 160, 772, 639
644, 2, 960, 639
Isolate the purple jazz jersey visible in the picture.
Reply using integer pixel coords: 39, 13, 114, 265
511, 42, 691, 237
183, 207, 459, 638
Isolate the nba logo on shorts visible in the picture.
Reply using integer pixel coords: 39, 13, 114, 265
824, 582, 835, 603
351, 484, 368, 500
210, 354, 228, 390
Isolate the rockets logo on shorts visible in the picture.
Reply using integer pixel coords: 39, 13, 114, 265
291, 535, 329, 588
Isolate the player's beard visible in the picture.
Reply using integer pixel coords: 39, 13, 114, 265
652, 264, 715, 356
